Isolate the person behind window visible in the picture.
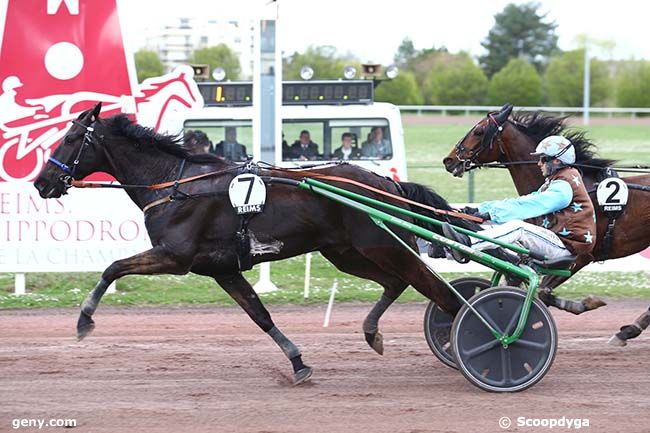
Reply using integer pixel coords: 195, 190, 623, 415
288, 130, 319, 160
184, 130, 212, 155
361, 126, 392, 159
331, 132, 361, 160
212, 126, 247, 161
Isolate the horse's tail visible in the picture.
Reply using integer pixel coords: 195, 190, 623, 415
397, 181, 482, 234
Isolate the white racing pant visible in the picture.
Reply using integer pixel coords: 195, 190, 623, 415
471, 220, 573, 260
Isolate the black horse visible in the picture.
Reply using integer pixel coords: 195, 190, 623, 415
34, 103, 478, 385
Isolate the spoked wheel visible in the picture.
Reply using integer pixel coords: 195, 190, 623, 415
423, 277, 491, 369
451, 287, 557, 392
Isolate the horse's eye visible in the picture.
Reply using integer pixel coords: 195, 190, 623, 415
474, 127, 485, 136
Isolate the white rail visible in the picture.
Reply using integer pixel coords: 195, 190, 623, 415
398, 105, 650, 117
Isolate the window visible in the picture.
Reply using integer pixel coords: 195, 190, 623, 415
282, 118, 392, 161
182, 118, 392, 163
184, 120, 252, 162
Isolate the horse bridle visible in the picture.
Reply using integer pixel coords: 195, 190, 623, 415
454, 112, 507, 170
47, 119, 101, 191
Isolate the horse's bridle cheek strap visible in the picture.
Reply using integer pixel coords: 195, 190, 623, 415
48, 121, 99, 176
468, 118, 508, 166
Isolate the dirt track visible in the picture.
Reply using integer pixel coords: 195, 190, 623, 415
0, 301, 648, 433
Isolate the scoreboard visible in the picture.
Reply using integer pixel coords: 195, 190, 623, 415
197, 82, 252, 107
198, 80, 374, 107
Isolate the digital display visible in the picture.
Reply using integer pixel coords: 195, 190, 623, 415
198, 82, 253, 107
282, 81, 373, 105
198, 80, 374, 106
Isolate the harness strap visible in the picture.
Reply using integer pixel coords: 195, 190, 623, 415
142, 196, 173, 213
77, 161, 482, 223
71, 165, 240, 190
598, 217, 616, 261
292, 172, 484, 223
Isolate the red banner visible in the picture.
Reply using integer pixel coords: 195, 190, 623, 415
0, 0, 135, 181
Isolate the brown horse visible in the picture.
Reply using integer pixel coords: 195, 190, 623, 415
443, 104, 650, 345
33, 102, 479, 385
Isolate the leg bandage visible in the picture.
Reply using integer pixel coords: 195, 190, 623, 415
634, 309, 650, 330
267, 326, 301, 359
81, 279, 109, 316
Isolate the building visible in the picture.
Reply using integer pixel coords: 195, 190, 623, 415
144, 17, 254, 78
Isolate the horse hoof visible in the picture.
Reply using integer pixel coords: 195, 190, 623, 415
608, 334, 627, 347
582, 295, 607, 311
77, 313, 95, 341
293, 366, 313, 386
365, 331, 384, 355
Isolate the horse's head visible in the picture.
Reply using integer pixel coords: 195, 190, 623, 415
443, 104, 513, 177
34, 102, 106, 198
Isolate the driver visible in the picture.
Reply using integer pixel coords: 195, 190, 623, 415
443, 135, 597, 263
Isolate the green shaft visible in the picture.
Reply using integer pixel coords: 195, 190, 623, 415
300, 180, 533, 281
299, 178, 546, 345
304, 177, 534, 256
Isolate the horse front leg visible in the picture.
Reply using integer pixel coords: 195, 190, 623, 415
213, 273, 312, 385
77, 247, 189, 339
609, 307, 650, 347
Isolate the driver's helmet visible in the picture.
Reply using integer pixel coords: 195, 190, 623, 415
531, 135, 575, 165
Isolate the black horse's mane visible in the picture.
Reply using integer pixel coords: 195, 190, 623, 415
510, 111, 616, 172
398, 181, 482, 232
105, 114, 222, 164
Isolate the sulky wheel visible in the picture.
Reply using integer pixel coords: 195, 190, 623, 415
423, 277, 491, 369
451, 287, 557, 392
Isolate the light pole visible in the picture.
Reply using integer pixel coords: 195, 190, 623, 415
583, 43, 590, 126
252, 1, 281, 293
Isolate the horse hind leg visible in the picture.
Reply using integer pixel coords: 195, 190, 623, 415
608, 307, 650, 347
320, 247, 408, 355
355, 245, 462, 316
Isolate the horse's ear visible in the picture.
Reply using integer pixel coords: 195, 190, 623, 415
90, 102, 102, 122
494, 103, 513, 123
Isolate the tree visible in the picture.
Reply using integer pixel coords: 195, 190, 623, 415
479, 2, 559, 77
395, 45, 448, 87
394, 37, 416, 66
283, 45, 358, 80
134, 49, 164, 83
616, 61, 650, 107
423, 53, 488, 105
374, 72, 423, 105
488, 58, 543, 105
545, 49, 611, 106
189, 44, 241, 81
